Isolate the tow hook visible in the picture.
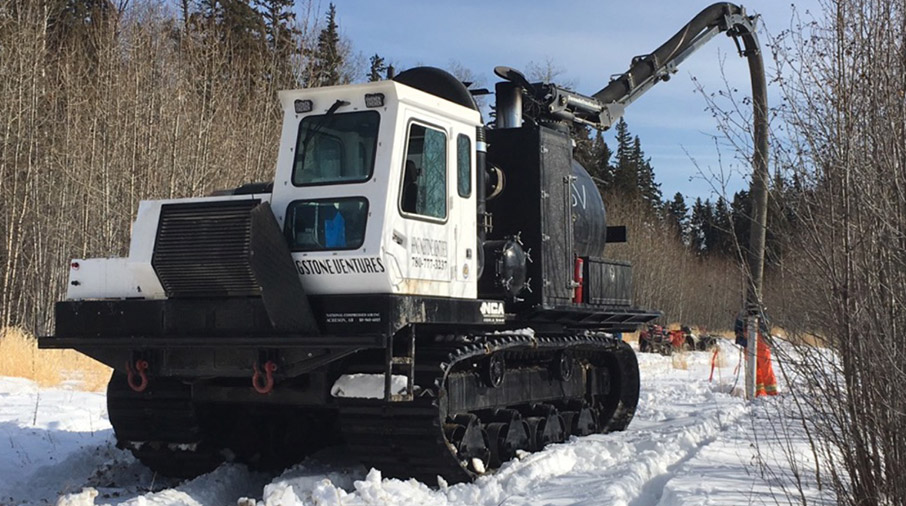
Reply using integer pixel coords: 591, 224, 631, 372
125, 359, 149, 392
252, 360, 278, 394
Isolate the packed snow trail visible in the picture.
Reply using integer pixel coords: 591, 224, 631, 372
0, 340, 830, 505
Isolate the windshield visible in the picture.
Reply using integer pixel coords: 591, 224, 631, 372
292, 110, 380, 186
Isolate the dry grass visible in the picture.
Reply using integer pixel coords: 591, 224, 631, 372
671, 352, 689, 370
621, 330, 640, 343
0, 326, 111, 391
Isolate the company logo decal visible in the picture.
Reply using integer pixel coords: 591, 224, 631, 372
295, 257, 385, 276
480, 301, 505, 317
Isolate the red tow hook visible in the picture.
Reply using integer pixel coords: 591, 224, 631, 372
125, 359, 149, 392
252, 360, 277, 394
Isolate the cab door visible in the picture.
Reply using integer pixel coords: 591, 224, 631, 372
391, 118, 454, 296
450, 131, 477, 298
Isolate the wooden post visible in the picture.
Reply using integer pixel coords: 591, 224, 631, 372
745, 314, 758, 399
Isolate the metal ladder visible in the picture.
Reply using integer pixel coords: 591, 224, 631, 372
384, 326, 416, 401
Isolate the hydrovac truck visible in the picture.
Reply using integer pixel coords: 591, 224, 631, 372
40, 3, 765, 483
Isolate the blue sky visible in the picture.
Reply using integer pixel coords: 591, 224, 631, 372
326, 0, 821, 203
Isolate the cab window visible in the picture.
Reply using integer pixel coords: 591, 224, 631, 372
400, 123, 446, 219
457, 134, 471, 197
292, 111, 379, 186
284, 197, 368, 251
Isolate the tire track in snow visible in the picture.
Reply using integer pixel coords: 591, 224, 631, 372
478, 359, 750, 506
619, 354, 750, 506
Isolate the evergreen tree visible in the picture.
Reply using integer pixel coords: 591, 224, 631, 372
764, 171, 798, 267
572, 126, 596, 173
711, 197, 734, 256
666, 192, 690, 243
589, 130, 613, 192
571, 126, 613, 197
256, 0, 299, 81
46, 0, 118, 59
690, 197, 709, 254
612, 118, 638, 197
367, 53, 387, 82
632, 136, 662, 209
730, 189, 752, 257
309, 3, 343, 87
690, 198, 731, 256
195, 0, 267, 56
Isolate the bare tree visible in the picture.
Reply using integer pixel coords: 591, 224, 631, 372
0, 0, 322, 334
744, 1, 906, 503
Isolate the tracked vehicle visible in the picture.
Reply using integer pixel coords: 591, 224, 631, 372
41, 3, 764, 483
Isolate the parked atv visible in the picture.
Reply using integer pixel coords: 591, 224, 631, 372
639, 325, 674, 355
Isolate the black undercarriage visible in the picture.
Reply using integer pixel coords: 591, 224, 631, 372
97, 326, 639, 482
42, 294, 656, 482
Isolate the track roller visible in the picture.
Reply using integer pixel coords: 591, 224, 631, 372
521, 404, 565, 450
481, 353, 506, 388
554, 350, 575, 381
444, 414, 490, 473
480, 409, 531, 467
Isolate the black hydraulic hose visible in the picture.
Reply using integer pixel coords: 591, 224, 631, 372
743, 28, 769, 314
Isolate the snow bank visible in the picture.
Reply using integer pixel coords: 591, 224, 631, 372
0, 377, 115, 505
0, 336, 833, 505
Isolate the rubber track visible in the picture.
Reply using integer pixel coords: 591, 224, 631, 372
338, 332, 635, 484
107, 374, 224, 478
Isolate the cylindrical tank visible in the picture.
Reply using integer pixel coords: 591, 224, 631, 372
571, 159, 607, 256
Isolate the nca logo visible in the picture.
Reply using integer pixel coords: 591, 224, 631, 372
480, 301, 505, 317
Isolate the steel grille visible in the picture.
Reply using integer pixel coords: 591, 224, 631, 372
152, 199, 261, 298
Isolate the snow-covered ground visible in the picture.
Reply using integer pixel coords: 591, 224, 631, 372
0, 340, 834, 506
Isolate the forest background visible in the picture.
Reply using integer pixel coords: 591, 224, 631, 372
0, 0, 794, 334
2, 1, 906, 503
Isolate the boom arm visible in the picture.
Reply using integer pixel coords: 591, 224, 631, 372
499, 3, 762, 132
592, 2, 761, 129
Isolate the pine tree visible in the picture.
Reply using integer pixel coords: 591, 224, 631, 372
571, 126, 613, 198
192, 0, 268, 66
711, 197, 734, 256
46, 0, 118, 59
632, 136, 662, 209
572, 126, 595, 173
256, 0, 299, 83
690, 197, 709, 254
667, 192, 690, 243
612, 118, 638, 197
309, 3, 343, 87
730, 189, 752, 257
589, 130, 613, 192
368, 53, 387, 82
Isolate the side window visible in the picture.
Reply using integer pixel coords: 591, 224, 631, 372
400, 123, 447, 219
284, 197, 368, 251
457, 134, 471, 198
